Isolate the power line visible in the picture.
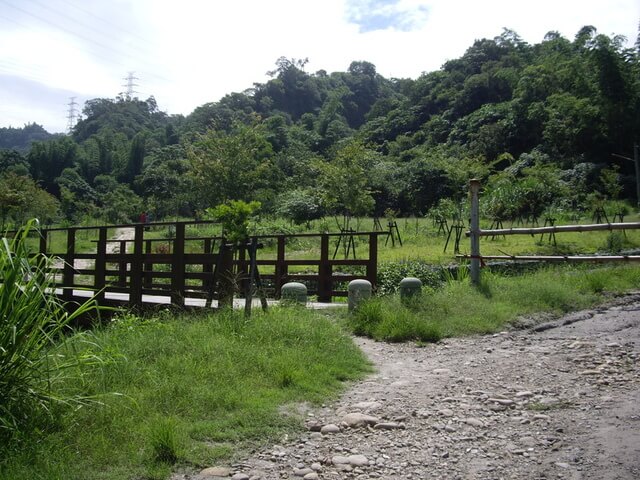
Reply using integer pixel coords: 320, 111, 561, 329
0, 0, 171, 83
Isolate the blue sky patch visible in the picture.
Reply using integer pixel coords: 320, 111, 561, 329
346, 0, 430, 33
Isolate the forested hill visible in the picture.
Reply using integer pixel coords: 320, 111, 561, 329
1, 26, 639, 227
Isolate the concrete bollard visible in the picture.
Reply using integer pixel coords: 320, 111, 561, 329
399, 277, 422, 302
348, 279, 372, 312
280, 282, 308, 304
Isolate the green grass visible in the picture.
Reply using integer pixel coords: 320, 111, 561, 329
0, 308, 371, 480
347, 264, 640, 341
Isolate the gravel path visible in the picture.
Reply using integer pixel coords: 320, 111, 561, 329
179, 294, 640, 480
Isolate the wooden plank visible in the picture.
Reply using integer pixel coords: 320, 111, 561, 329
456, 254, 640, 262
469, 222, 640, 237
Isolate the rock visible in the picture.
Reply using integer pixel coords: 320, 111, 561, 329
374, 422, 405, 430
464, 417, 485, 428
303, 474, 319, 480
433, 368, 452, 375
320, 424, 340, 434
515, 391, 534, 398
310, 463, 322, 471
293, 467, 314, 476
348, 455, 369, 466
200, 466, 231, 477
341, 412, 379, 427
488, 398, 514, 406
231, 474, 249, 480
438, 408, 454, 417
309, 432, 323, 441
332, 455, 351, 465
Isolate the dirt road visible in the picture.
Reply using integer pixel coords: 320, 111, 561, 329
181, 294, 640, 480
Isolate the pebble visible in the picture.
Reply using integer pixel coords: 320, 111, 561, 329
200, 466, 232, 477
341, 413, 379, 427
320, 424, 340, 434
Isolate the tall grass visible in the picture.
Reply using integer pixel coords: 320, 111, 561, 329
1, 307, 371, 479
0, 221, 101, 441
348, 264, 640, 341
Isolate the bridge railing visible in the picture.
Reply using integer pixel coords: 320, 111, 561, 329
31, 221, 383, 308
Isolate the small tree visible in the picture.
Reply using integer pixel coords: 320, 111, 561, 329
207, 200, 261, 245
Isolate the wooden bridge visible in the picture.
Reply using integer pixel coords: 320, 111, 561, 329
36, 221, 384, 309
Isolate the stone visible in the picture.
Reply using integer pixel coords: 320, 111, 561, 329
303, 474, 319, 480
293, 467, 314, 476
438, 409, 454, 417
464, 418, 485, 428
320, 424, 341, 434
433, 368, 452, 375
231, 474, 250, 480
374, 422, 405, 430
341, 412, 380, 427
348, 455, 369, 466
332, 455, 351, 465
200, 466, 232, 477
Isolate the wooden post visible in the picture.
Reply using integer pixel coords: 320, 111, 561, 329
469, 179, 481, 285
130, 224, 144, 307
635, 143, 639, 209
217, 243, 235, 309
171, 223, 186, 307
367, 233, 378, 289
95, 227, 107, 304
62, 228, 76, 300
275, 235, 287, 298
39, 228, 47, 255
318, 233, 332, 302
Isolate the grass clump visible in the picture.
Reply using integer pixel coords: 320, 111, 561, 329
349, 295, 442, 343
348, 264, 640, 341
1, 307, 370, 479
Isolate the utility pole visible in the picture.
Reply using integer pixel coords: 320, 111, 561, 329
122, 71, 139, 99
66, 97, 79, 133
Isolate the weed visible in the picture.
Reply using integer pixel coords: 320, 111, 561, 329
148, 417, 181, 464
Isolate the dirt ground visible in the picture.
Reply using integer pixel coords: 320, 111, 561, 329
179, 294, 640, 480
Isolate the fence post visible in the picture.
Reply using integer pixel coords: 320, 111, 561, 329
130, 224, 144, 307
275, 235, 287, 298
62, 228, 76, 301
367, 233, 378, 289
95, 227, 107, 304
144, 239, 153, 289
318, 233, 332, 302
469, 179, 481, 285
171, 222, 186, 307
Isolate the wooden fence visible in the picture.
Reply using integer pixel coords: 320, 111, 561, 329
462, 179, 640, 284
34, 221, 383, 308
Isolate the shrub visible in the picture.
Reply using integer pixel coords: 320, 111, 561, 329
376, 260, 444, 295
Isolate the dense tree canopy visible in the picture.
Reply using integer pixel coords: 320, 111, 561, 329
1, 26, 639, 225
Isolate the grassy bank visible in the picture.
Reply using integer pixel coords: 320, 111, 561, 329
348, 264, 640, 342
0, 309, 371, 480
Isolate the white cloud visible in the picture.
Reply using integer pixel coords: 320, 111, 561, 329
0, 0, 638, 132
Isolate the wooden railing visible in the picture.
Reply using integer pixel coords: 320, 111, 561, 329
33, 221, 384, 308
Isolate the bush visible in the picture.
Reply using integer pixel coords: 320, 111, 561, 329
376, 260, 444, 295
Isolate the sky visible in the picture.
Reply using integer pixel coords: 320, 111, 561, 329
0, 0, 638, 134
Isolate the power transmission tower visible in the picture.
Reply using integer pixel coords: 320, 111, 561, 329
66, 96, 79, 133
121, 71, 139, 99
